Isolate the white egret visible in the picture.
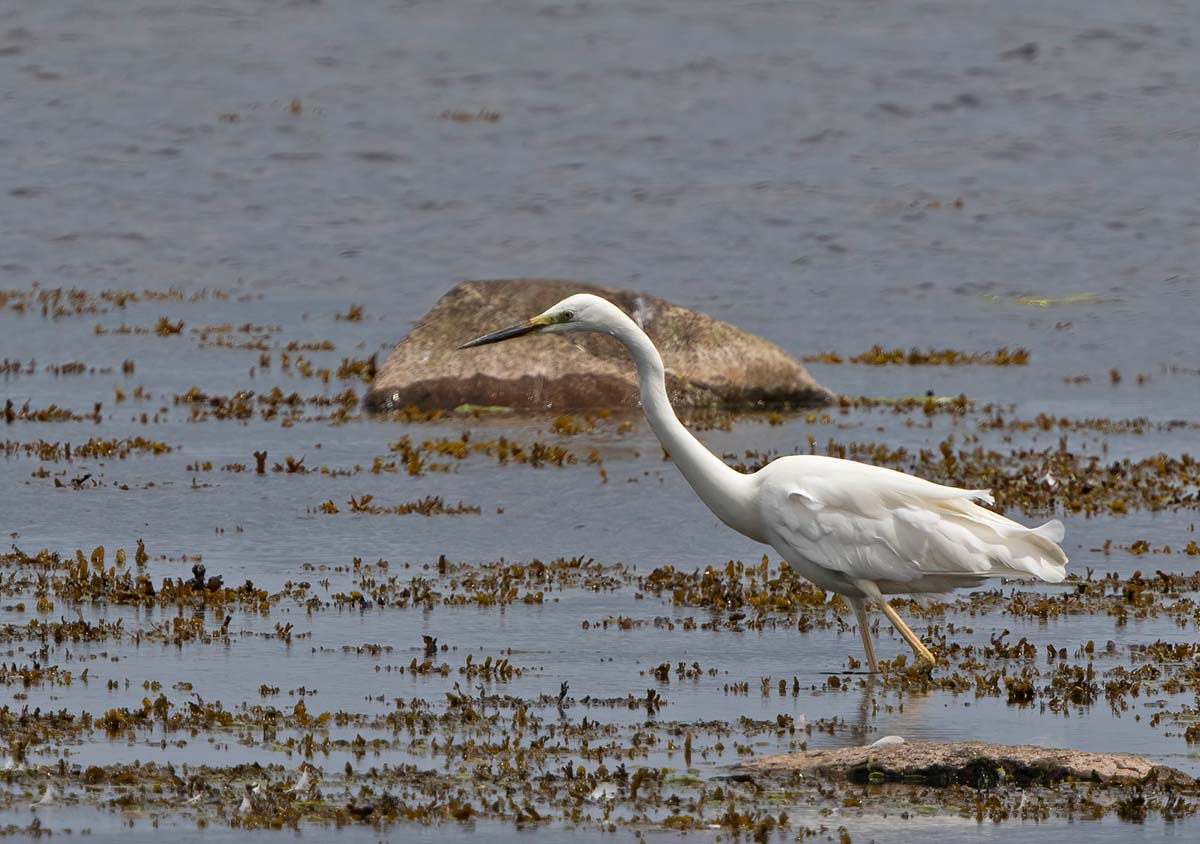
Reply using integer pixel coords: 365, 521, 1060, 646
459, 294, 1068, 670
1, 755, 25, 772
287, 768, 314, 794
31, 783, 58, 808
588, 782, 620, 803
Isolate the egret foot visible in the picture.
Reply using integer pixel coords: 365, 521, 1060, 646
877, 600, 935, 665
847, 597, 879, 673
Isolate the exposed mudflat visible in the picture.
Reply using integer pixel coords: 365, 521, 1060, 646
740, 741, 1193, 786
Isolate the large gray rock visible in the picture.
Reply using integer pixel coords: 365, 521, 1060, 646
365, 280, 836, 412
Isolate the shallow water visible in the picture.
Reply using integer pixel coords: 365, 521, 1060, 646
2, 0, 1199, 840
10, 812, 1200, 843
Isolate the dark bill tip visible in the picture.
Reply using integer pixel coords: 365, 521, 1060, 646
457, 319, 544, 350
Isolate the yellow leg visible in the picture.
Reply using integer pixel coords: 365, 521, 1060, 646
848, 597, 878, 672
877, 600, 935, 665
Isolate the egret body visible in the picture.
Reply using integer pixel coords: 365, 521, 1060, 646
460, 294, 1067, 670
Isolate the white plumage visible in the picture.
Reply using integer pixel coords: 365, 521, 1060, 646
459, 294, 1069, 670
757, 455, 1066, 595
31, 784, 58, 808
287, 768, 313, 794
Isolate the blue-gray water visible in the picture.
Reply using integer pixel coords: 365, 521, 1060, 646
3, 0, 1199, 841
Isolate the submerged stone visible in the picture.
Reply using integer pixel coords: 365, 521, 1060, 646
365, 279, 837, 412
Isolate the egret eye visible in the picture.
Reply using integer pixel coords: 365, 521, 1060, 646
562, 310, 575, 322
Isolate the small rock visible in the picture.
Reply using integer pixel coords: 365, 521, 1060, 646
1001, 42, 1039, 61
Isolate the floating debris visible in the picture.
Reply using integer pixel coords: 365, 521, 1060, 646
440, 108, 502, 123
805, 347, 1030, 366
314, 495, 481, 516
0, 286, 234, 318
1006, 292, 1106, 308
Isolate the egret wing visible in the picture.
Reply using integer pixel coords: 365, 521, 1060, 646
759, 456, 1067, 586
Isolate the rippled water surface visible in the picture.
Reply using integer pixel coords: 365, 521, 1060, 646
2, 0, 1199, 841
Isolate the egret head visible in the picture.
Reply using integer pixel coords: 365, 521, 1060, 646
457, 293, 611, 349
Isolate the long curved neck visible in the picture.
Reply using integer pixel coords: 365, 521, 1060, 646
603, 309, 762, 541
